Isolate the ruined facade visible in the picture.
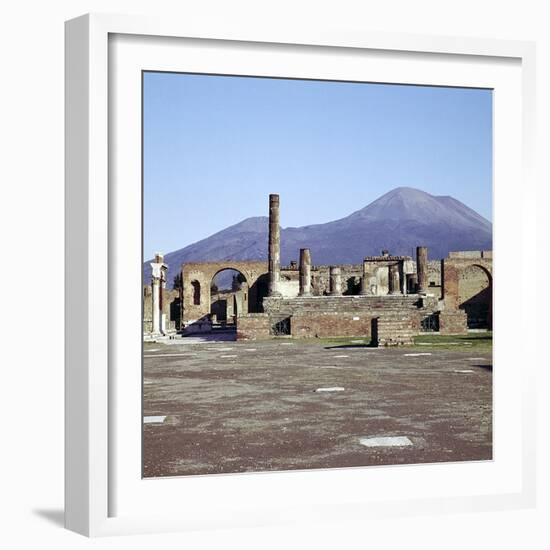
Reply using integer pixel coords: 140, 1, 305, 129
143, 195, 493, 344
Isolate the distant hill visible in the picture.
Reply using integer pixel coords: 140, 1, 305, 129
144, 187, 492, 286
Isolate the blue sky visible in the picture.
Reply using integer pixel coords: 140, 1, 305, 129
143, 72, 492, 259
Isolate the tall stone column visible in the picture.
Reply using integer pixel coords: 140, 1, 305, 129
360, 260, 369, 295
416, 246, 428, 294
329, 266, 342, 295
299, 248, 312, 296
268, 194, 281, 296
388, 264, 401, 295
150, 253, 167, 334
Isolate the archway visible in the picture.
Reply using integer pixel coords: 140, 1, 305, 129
210, 268, 249, 325
458, 264, 492, 329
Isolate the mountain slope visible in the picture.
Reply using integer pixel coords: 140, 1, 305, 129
144, 187, 492, 285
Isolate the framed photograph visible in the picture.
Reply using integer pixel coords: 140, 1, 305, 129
65, 13, 537, 536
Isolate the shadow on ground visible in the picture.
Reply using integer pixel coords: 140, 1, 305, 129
475, 364, 493, 371
33, 509, 64, 527
324, 344, 377, 349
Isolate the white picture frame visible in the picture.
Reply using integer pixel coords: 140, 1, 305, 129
65, 13, 537, 537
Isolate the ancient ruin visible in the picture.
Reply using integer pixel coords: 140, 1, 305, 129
144, 195, 493, 345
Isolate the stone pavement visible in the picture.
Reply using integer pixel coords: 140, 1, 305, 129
142, 338, 492, 477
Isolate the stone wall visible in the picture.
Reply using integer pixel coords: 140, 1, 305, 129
181, 260, 268, 325
309, 265, 363, 295
236, 314, 272, 340
143, 286, 180, 333
442, 256, 492, 329
263, 294, 423, 316
291, 312, 373, 339
438, 310, 468, 335
448, 250, 492, 259
426, 260, 443, 297
262, 294, 431, 345
376, 315, 416, 346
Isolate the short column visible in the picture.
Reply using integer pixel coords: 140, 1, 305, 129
329, 266, 342, 295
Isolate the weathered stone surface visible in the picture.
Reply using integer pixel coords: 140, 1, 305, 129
143, 286, 180, 333
143, 339, 492, 477
416, 246, 428, 294
438, 310, 468, 335
181, 260, 268, 325
236, 313, 272, 340
375, 315, 416, 346
388, 263, 401, 295
299, 248, 312, 296
442, 257, 492, 329
329, 266, 342, 296
146, 193, 493, 340
268, 194, 281, 296
291, 311, 372, 339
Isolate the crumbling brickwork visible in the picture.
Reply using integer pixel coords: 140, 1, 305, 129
236, 314, 272, 340
291, 312, 372, 339
146, 195, 494, 343
442, 256, 492, 328
375, 315, 416, 346
181, 261, 269, 325
438, 310, 468, 335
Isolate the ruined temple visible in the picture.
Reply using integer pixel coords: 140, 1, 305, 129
144, 194, 493, 345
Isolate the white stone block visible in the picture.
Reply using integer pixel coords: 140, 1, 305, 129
359, 436, 413, 447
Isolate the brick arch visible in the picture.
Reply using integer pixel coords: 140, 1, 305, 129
181, 261, 268, 325
443, 258, 493, 329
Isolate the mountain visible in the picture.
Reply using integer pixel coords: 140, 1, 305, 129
144, 187, 492, 286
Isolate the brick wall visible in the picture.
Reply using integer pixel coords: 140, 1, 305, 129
264, 294, 422, 316
236, 314, 272, 340
376, 315, 415, 346
438, 310, 468, 335
291, 312, 372, 339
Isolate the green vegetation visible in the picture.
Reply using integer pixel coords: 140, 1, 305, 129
412, 331, 492, 352
293, 332, 492, 352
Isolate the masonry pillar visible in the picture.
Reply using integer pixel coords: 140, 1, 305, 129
388, 263, 401, 295
416, 246, 428, 294
299, 248, 312, 296
329, 266, 342, 295
150, 253, 167, 334
360, 259, 369, 295
268, 194, 281, 296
